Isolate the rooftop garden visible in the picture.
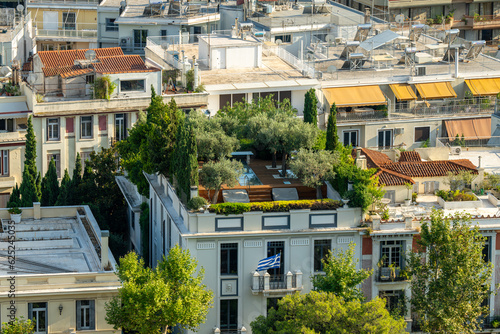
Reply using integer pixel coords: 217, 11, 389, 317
208, 199, 343, 215
436, 190, 477, 202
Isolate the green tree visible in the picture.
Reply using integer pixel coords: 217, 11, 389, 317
199, 158, 243, 203
105, 247, 213, 334
16, 116, 40, 207
173, 121, 198, 201
250, 291, 406, 334
289, 149, 337, 199
55, 169, 71, 205
325, 103, 339, 151
303, 88, 318, 125
24, 116, 37, 181
1, 317, 34, 334
312, 242, 373, 302
41, 159, 60, 206
19, 170, 39, 207
7, 184, 21, 208
407, 210, 496, 334
92, 75, 116, 100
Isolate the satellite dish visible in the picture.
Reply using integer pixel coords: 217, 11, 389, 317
16, 4, 24, 12
161, 42, 169, 50
395, 14, 405, 24
327, 65, 337, 73
85, 50, 97, 61
275, 39, 283, 45
325, 34, 335, 43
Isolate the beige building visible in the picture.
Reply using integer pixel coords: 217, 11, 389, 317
0, 204, 120, 333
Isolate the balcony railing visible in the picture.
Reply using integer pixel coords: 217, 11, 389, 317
392, 100, 498, 120
457, 15, 500, 29
337, 109, 387, 123
37, 28, 97, 39
375, 267, 408, 282
251, 271, 302, 294
29, 0, 99, 4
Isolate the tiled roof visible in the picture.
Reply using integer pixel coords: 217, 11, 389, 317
94, 55, 160, 74
360, 148, 393, 168
375, 168, 414, 186
398, 151, 421, 162
37, 48, 124, 77
59, 67, 94, 79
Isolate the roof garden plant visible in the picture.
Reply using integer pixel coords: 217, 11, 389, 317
199, 158, 244, 204
436, 189, 477, 202
208, 199, 343, 215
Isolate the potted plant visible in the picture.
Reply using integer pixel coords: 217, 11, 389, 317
404, 183, 413, 206
8, 207, 22, 223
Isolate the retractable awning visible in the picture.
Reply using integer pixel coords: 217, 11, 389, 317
465, 78, 500, 96
415, 82, 457, 99
323, 85, 387, 107
389, 84, 417, 101
444, 118, 491, 140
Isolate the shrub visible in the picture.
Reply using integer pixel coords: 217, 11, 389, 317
187, 196, 208, 211
8, 207, 22, 214
412, 192, 418, 203
209, 199, 343, 216
92, 76, 116, 100
436, 189, 477, 202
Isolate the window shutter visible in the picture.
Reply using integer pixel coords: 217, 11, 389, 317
90, 300, 96, 330
7, 119, 13, 132
76, 300, 81, 330
434, 181, 439, 191
401, 241, 406, 268
28, 303, 33, 320
98, 115, 107, 131
66, 117, 74, 133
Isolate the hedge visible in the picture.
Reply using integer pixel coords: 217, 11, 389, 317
208, 199, 343, 216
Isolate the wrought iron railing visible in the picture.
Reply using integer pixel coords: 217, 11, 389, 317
375, 268, 408, 282
256, 274, 297, 290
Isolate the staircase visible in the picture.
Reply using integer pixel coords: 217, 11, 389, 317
248, 188, 272, 202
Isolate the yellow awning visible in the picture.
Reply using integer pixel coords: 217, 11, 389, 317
414, 82, 457, 99
323, 85, 387, 107
444, 118, 491, 140
465, 78, 500, 96
389, 84, 417, 101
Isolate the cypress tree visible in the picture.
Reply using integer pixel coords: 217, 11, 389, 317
41, 159, 60, 206
303, 88, 318, 125
19, 169, 38, 207
56, 169, 71, 206
326, 103, 340, 151
173, 121, 199, 201
17, 116, 40, 207
68, 153, 83, 204
7, 184, 21, 208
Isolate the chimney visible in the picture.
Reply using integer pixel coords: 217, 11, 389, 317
101, 230, 110, 270
478, 156, 482, 168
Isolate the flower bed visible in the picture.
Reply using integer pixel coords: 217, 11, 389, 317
208, 199, 343, 216
436, 190, 482, 210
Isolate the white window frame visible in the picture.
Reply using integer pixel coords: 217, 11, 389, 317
119, 79, 146, 93
1, 150, 8, 175
47, 118, 60, 141
80, 116, 93, 139
342, 129, 359, 147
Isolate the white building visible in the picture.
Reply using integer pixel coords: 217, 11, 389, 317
0, 9, 34, 67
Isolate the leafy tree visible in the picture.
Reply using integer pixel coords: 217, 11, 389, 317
24, 116, 37, 182
325, 103, 339, 151
312, 242, 372, 302
55, 169, 71, 205
407, 210, 496, 334
1, 317, 34, 334
105, 247, 213, 334
445, 170, 478, 191
199, 158, 243, 203
251, 291, 406, 334
173, 121, 198, 201
303, 88, 318, 125
41, 159, 59, 206
289, 149, 337, 199
195, 128, 239, 161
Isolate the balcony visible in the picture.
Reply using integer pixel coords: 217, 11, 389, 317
28, 0, 99, 4
337, 109, 388, 123
34, 23, 97, 41
453, 15, 500, 30
375, 267, 409, 283
251, 271, 303, 295
392, 100, 498, 120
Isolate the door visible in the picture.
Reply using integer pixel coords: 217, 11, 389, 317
43, 11, 58, 31
212, 48, 225, 69
378, 129, 393, 149
343, 130, 358, 147
267, 241, 285, 286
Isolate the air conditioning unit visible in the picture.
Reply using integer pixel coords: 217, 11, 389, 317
394, 128, 405, 135
120, 37, 131, 46
416, 66, 426, 76
451, 146, 462, 155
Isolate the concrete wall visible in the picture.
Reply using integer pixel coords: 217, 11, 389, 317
29, 8, 97, 30
107, 71, 161, 99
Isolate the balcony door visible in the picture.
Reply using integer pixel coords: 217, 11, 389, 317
267, 241, 285, 285
378, 129, 393, 149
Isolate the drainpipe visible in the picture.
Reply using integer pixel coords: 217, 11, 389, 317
101, 230, 109, 270
454, 46, 459, 78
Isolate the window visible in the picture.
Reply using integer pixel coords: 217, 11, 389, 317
76, 300, 95, 330
343, 130, 359, 147
379, 290, 404, 316
62, 12, 76, 30
120, 80, 145, 92
80, 116, 93, 139
29, 302, 47, 334
220, 299, 238, 331
267, 241, 285, 278
0, 150, 8, 176
47, 118, 60, 141
80, 151, 92, 170
161, 29, 167, 39
380, 240, 404, 268
274, 34, 291, 43
483, 236, 491, 262
133, 29, 148, 49
414, 126, 430, 143
314, 239, 331, 272
221, 243, 238, 275
378, 129, 393, 149
115, 113, 127, 142
86, 74, 94, 84
0, 119, 14, 132
105, 18, 118, 31
47, 153, 61, 178
267, 297, 281, 315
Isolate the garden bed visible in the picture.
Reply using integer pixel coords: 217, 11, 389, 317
208, 199, 342, 216
436, 190, 482, 210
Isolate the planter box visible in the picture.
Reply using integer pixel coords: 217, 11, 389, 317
437, 194, 483, 210
488, 192, 500, 206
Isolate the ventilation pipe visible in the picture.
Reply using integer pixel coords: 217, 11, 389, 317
193, 55, 199, 90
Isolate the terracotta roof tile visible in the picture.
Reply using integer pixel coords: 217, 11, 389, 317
94, 55, 160, 74
60, 67, 93, 79
360, 148, 393, 168
383, 160, 477, 178
375, 168, 415, 186
398, 151, 421, 162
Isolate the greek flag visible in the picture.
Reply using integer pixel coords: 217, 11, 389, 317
257, 253, 281, 271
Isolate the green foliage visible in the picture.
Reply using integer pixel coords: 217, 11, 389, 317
55, 169, 71, 205
445, 170, 477, 191
187, 196, 208, 211
303, 88, 318, 125
19, 170, 40, 207
313, 130, 326, 151
8, 207, 21, 214
105, 248, 213, 334
325, 103, 339, 151
173, 121, 198, 201
482, 172, 500, 190
412, 192, 418, 203
453, 133, 466, 147
209, 199, 343, 215
250, 291, 406, 334
7, 184, 21, 208
16, 116, 40, 207
199, 158, 243, 203
407, 210, 496, 333
41, 159, 60, 206
312, 242, 373, 302
436, 189, 477, 202
289, 149, 337, 199
139, 202, 149, 264
186, 69, 195, 91
1, 317, 34, 334
239, 138, 255, 151
420, 138, 430, 148
92, 75, 116, 100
